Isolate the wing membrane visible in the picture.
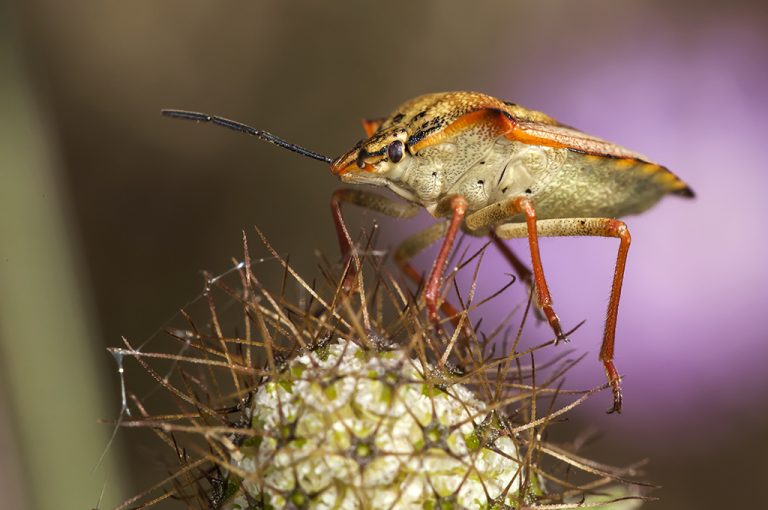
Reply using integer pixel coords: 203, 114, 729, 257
512, 121, 655, 163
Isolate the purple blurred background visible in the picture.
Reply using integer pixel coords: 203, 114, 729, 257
487, 8, 768, 434
2, 1, 766, 509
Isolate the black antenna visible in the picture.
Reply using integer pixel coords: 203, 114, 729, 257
161, 109, 333, 164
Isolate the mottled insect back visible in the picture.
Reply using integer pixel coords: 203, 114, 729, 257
332, 91, 692, 218
163, 90, 694, 413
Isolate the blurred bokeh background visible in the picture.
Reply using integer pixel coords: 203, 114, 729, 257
1, 1, 767, 508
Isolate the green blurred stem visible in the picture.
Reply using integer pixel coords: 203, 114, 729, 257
0, 8, 126, 510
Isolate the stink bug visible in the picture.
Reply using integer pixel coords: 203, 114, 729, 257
163, 91, 694, 413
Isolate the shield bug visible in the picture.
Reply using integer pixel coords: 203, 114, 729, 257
163, 91, 694, 413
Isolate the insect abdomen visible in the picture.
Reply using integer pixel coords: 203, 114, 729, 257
532, 152, 677, 220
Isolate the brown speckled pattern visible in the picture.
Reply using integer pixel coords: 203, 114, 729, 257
378, 92, 559, 134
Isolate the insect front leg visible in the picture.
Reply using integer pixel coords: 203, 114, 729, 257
494, 217, 632, 414
422, 196, 469, 324
392, 220, 475, 332
331, 190, 469, 331
330, 188, 420, 290
466, 196, 568, 344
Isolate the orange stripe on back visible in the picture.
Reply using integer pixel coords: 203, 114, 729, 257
410, 109, 514, 153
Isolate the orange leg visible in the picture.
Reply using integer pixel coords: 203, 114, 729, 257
598, 219, 631, 414
424, 196, 469, 323
330, 190, 356, 292
490, 229, 534, 288
393, 221, 471, 329
331, 191, 353, 259
401, 264, 465, 322
500, 197, 568, 343
466, 197, 566, 341
330, 188, 419, 291
332, 190, 468, 329
489, 227, 547, 322
494, 217, 632, 414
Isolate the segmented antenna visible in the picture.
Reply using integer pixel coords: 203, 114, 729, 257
161, 109, 333, 164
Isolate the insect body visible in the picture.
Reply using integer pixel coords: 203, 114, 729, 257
163, 91, 694, 413
332, 92, 690, 216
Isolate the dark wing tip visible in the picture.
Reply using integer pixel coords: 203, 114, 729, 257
672, 186, 696, 199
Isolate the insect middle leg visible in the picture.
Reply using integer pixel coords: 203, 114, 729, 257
466, 196, 567, 343
494, 217, 631, 414
489, 229, 546, 322
489, 229, 534, 288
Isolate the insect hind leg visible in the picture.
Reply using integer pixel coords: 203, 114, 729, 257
495, 217, 631, 414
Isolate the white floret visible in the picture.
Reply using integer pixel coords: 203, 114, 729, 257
223, 339, 523, 510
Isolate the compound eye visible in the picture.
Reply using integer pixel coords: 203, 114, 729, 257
387, 140, 404, 163
356, 148, 369, 169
